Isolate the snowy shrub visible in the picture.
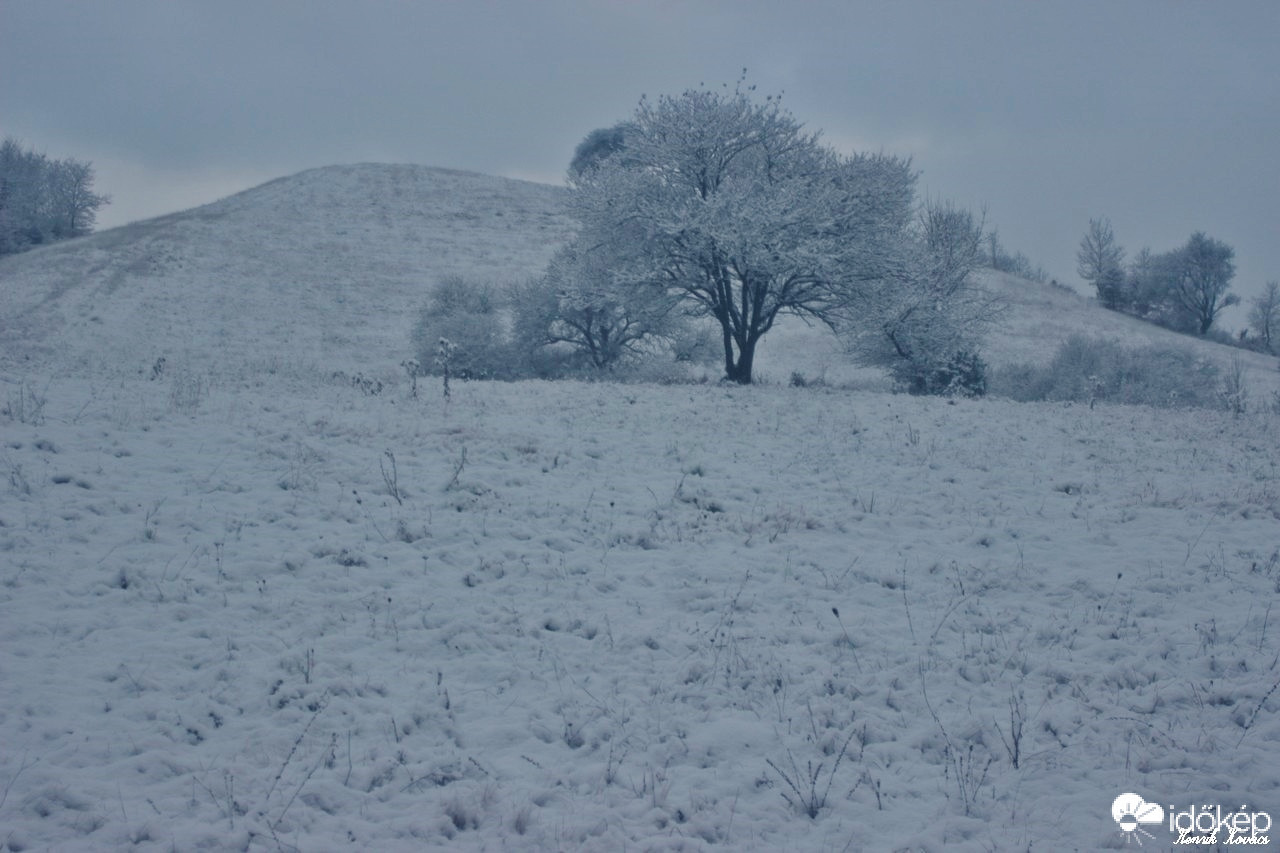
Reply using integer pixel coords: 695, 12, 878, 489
991, 335, 1222, 409
508, 245, 684, 375
668, 321, 719, 366
890, 350, 987, 397
1220, 354, 1248, 415
844, 199, 1002, 394
329, 370, 384, 395
167, 369, 206, 413
766, 728, 859, 819
412, 276, 516, 380
2, 379, 48, 425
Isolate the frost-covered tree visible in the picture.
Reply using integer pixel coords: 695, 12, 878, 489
843, 199, 1002, 395
511, 240, 680, 370
0, 137, 109, 254
45, 158, 107, 239
0, 138, 47, 254
1122, 246, 1182, 328
1169, 232, 1238, 335
1247, 281, 1279, 353
567, 81, 916, 384
1077, 217, 1126, 310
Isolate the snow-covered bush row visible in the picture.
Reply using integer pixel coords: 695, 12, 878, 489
992, 335, 1235, 410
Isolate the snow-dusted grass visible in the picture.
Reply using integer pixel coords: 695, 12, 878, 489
3, 162, 1279, 848
3, 371, 1278, 850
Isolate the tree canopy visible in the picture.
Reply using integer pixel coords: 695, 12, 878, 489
0, 137, 109, 255
1171, 231, 1237, 335
566, 83, 918, 384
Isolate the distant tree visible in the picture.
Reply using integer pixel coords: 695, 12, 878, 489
1006, 251, 1048, 283
1169, 232, 1238, 335
1077, 217, 1126, 309
46, 158, 107, 239
567, 124, 631, 179
0, 137, 109, 254
983, 225, 1047, 283
985, 228, 1001, 270
567, 80, 917, 384
1248, 281, 1279, 353
0, 138, 44, 253
1123, 247, 1157, 318
1123, 246, 1178, 327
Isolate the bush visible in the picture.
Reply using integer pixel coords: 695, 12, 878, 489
990, 335, 1222, 409
411, 277, 516, 380
891, 351, 987, 398
413, 275, 721, 385
668, 321, 720, 367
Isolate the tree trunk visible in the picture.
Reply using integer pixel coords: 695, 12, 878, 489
725, 336, 757, 384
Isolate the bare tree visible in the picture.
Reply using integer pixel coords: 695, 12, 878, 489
1171, 231, 1238, 335
46, 159, 109, 239
1077, 217, 1126, 309
511, 241, 680, 370
568, 79, 915, 384
1248, 281, 1280, 353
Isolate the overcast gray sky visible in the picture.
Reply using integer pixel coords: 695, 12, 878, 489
3, 0, 1278, 321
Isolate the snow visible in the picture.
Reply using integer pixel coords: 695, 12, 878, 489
2, 373, 1278, 850
1, 164, 1279, 850
0, 165, 574, 378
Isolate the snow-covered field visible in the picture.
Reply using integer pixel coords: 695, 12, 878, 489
2, 370, 1278, 850
2, 163, 1279, 850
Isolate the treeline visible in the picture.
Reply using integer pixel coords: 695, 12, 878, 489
0, 137, 110, 256
1076, 217, 1277, 352
985, 229, 1048, 284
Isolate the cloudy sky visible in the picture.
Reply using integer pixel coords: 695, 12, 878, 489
3, 0, 1278, 319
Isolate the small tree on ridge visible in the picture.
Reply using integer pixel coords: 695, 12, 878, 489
1077, 217, 1126, 310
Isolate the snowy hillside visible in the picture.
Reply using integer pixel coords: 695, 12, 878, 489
761, 270, 1280, 399
0, 164, 574, 378
3, 161, 1273, 397
981, 271, 1280, 390
1, 165, 1279, 850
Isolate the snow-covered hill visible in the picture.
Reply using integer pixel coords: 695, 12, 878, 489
1, 165, 1278, 850
0, 164, 574, 378
3, 162, 1274, 397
